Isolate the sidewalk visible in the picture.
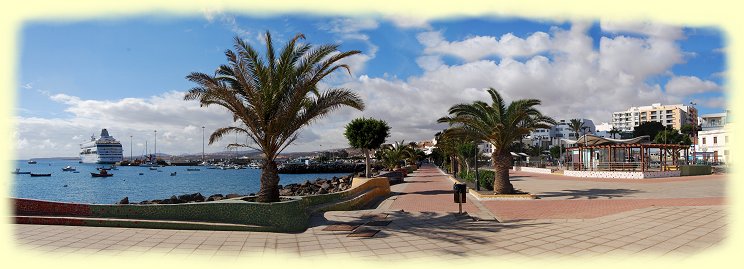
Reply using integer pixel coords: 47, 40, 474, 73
12, 164, 728, 261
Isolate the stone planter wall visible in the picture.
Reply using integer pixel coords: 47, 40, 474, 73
518, 167, 555, 174
563, 170, 682, 179
12, 177, 392, 232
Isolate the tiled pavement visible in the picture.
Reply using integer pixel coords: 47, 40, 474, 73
11, 165, 728, 261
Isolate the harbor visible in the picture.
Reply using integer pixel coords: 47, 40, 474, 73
12, 158, 351, 204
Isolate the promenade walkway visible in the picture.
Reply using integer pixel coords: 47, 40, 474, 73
12, 164, 727, 262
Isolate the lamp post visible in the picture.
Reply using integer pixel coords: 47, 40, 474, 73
581, 126, 590, 171
474, 141, 480, 191
154, 130, 157, 163
129, 135, 133, 162
201, 126, 205, 164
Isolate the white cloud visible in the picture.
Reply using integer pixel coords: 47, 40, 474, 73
665, 76, 721, 96
320, 17, 380, 78
601, 20, 684, 40
320, 18, 379, 41
384, 14, 430, 29
418, 31, 552, 61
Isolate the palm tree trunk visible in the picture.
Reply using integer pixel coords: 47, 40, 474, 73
364, 149, 370, 178
492, 153, 514, 194
257, 159, 280, 202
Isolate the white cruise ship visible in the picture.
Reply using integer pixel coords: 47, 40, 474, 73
79, 129, 123, 164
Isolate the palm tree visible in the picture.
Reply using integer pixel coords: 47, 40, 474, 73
185, 32, 365, 202
379, 140, 414, 170
438, 88, 555, 194
608, 127, 620, 139
567, 119, 585, 140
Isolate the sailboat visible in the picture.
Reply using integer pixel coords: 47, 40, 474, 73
139, 140, 157, 167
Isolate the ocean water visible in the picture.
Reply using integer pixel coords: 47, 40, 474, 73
11, 159, 351, 204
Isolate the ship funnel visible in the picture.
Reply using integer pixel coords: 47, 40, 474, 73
100, 129, 110, 137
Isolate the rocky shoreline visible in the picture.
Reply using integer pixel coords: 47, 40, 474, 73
278, 163, 378, 174
118, 174, 355, 204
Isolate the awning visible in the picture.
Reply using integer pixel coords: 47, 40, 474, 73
561, 134, 650, 146
510, 152, 519, 157
518, 153, 529, 157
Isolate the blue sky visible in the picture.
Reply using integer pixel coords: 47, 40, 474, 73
15, 13, 727, 158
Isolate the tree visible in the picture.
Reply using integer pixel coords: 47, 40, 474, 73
344, 117, 390, 177
184, 32, 365, 202
633, 121, 666, 139
549, 144, 565, 159
654, 129, 692, 145
567, 119, 585, 139
438, 88, 555, 194
608, 127, 621, 139
379, 140, 414, 170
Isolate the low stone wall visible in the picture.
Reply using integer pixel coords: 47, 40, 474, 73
12, 177, 391, 232
563, 170, 682, 179
680, 165, 712, 176
517, 167, 555, 174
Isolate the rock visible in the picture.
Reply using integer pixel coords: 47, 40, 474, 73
248, 193, 255, 196
118, 197, 129, 204
225, 193, 241, 199
178, 193, 205, 203
207, 194, 224, 201
321, 182, 330, 190
318, 188, 328, 194
279, 189, 293, 196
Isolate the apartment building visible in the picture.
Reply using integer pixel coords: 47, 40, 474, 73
612, 103, 698, 132
695, 112, 730, 164
527, 119, 597, 148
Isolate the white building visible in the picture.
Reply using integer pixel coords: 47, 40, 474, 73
612, 103, 698, 132
695, 112, 730, 164
527, 119, 597, 148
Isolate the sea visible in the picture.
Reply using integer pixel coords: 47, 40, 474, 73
11, 159, 351, 204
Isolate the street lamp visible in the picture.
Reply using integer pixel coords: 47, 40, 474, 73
201, 126, 205, 164
474, 142, 480, 191
581, 126, 590, 171
129, 135, 133, 162
154, 130, 157, 163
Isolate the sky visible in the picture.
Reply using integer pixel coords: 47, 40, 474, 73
14, 12, 727, 159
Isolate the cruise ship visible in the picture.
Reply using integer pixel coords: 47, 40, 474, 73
79, 129, 124, 164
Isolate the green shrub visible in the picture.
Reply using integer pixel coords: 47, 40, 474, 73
457, 170, 494, 191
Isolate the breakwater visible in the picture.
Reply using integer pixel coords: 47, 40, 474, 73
278, 163, 372, 174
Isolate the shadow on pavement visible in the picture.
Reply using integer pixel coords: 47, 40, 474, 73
537, 188, 643, 199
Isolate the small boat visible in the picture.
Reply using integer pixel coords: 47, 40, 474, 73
149, 167, 158, 170
12, 169, 31, 174
30, 173, 51, 177
62, 166, 76, 172
27, 160, 37, 164
186, 168, 200, 171
73, 171, 80, 173
138, 173, 144, 175
170, 172, 177, 176
91, 170, 113, 177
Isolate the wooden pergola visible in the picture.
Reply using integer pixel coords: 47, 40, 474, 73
564, 136, 691, 172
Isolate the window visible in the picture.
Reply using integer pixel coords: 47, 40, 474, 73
713, 137, 717, 144
726, 136, 728, 143
725, 150, 729, 156
702, 137, 706, 144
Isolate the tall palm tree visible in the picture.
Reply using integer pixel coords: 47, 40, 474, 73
567, 119, 585, 139
185, 32, 365, 202
438, 88, 555, 194
608, 127, 620, 139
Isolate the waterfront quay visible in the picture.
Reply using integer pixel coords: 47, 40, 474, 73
13, 165, 727, 262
